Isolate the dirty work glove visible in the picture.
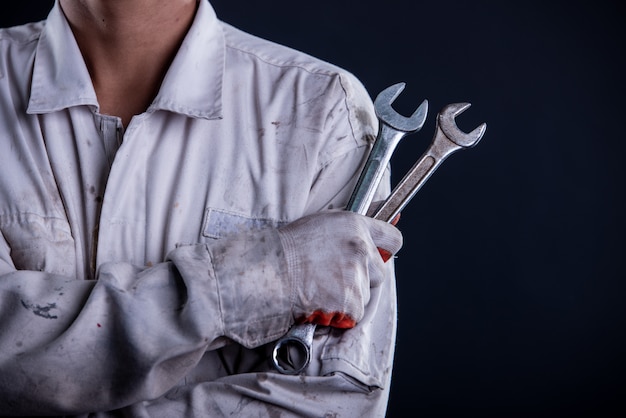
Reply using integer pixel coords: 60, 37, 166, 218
276, 211, 403, 329
199, 210, 402, 348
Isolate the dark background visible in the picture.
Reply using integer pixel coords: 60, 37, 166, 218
3, 1, 624, 416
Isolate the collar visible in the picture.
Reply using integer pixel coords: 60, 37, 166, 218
27, 0, 224, 120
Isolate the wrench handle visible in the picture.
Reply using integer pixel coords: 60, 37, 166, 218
372, 128, 463, 222
346, 123, 407, 214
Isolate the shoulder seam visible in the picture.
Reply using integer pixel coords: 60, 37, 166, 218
220, 22, 344, 79
225, 43, 338, 79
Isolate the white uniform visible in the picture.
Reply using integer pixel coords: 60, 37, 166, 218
0, 0, 397, 416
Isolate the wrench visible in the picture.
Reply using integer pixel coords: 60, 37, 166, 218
347, 82, 429, 214
271, 83, 428, 375
370, 102, 486, 223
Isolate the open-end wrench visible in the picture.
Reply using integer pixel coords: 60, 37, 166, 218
370, 102, 487, 223
347, 82, 429, 214
271, 83, 428, 375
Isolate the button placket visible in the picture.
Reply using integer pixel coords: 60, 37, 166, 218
95, 116, 148, 267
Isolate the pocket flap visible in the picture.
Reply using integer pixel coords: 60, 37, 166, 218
202, 208, 286, 239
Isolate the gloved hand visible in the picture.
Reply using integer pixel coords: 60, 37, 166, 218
276, 211, 403, 328
202, 210, 402, 347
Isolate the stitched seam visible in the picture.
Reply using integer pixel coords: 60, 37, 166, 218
225, 43, 339, 79
337, 74, 362, 149
0, 213, 69, 228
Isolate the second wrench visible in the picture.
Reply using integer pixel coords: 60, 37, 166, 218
371, 102, 487, 222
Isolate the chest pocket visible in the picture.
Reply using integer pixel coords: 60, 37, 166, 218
202, 208, 287, 239
0, 213, 76, 277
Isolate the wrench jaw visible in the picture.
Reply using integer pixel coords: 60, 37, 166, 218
439, 103, 487, 148
374, 82, 429, 133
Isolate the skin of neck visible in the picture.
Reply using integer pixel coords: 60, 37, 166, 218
59, 0, 199, 126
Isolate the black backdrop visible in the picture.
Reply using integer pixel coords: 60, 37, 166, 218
2, 1, 624, 416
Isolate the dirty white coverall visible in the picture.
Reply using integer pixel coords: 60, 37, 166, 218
0, 0, 398, 416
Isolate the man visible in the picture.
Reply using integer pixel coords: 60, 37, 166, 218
0, 0, 402, 416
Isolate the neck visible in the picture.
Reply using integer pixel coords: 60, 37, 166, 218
59, 0, 198, 125
60, 0, 198, 46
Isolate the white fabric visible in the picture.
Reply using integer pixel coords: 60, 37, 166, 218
0, 0, 400, 416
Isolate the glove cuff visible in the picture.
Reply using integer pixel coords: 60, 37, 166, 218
206, 228, 293, 348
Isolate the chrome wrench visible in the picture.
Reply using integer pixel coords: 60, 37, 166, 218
347, 83, 429, 214
370, 102, 487, 222
271, 83, 428, 375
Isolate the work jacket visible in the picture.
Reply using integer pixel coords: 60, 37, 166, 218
0, 0, 397, 416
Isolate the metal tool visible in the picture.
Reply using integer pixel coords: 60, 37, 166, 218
347, 83, 429, 215
370, 102, 487, 222
271, 83, 428, 375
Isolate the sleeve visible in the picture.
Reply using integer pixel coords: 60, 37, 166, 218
0, 230, 227, 415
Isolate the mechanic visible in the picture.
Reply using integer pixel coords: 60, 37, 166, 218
0, 0, 402, 415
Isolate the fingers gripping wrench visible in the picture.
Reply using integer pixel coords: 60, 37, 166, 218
271, 83, 428, 375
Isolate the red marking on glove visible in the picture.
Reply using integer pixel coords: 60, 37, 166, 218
378, 248, 393, 262
300, 311, 356, 329
377, 212, 401, 262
